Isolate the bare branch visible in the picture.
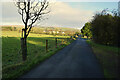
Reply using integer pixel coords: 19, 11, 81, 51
15, 0, 50, 38
26, 25, 32, 37
33, 1, 40, 10
21, 9, 26, 24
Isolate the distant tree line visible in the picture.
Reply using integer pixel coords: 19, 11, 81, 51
2, 26, 80, 36
81, 9, 120, 47
2, 27, 17, 31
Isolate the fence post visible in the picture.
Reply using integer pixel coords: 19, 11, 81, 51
46, 40, 48, 52
62, 38, 63, 45
70, 36, 72, 40
55, 38, 57, 48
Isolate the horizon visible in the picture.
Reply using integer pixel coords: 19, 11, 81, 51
0, 24, 81, 30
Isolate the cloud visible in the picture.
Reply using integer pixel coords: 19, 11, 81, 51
1, 2, 94, 28
2, 2, 22, 25
42, 2, 93, 28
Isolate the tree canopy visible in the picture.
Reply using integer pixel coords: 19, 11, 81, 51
81, 9, 119, 47
81, 22, 92, 39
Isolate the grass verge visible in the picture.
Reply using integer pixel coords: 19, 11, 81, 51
2, 36, 74, 79
86, 40, 119, 78
3, 44, 69, 79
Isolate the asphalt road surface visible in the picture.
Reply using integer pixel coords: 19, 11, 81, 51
20, 37, 104, 78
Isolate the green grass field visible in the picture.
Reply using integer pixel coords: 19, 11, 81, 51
2, 31, 73, 78
86, 40, 119, 78
2, 31, 70, 38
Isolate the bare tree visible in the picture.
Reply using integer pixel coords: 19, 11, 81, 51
15, 0, 50, 61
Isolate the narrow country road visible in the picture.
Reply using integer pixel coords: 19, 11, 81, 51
20, 37, 104, 78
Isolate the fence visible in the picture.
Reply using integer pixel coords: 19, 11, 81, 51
45, 37, 72, 52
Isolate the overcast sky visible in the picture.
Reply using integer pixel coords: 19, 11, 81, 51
0, 1, 118, 29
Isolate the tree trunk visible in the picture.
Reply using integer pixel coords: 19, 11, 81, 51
21, 37, 27, 61
24, 37, 27, 61
21, 27, 27, 61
